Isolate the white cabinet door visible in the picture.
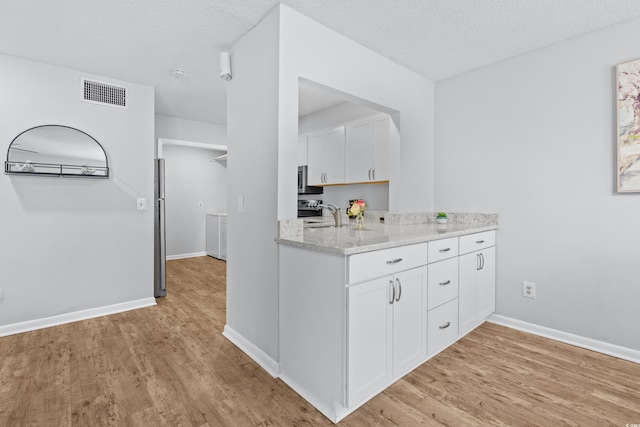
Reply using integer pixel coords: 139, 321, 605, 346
307, 126, 345, 185
323, 126, 346, 185
392, 266, 427, 376
458, 251, 478, 337
477, 246, 496, 320
346, 119, 373, 183
307, 133, 324, 185
219, 216, 227, 261
206, 215, 219, 257
297, 135, 308, 166
347, 276, 393, 406
458, 247, 495, 337
372, 115, 390, 181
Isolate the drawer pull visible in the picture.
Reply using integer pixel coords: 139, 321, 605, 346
475, 240, 485, 244
438, 248, 451, 253
439, 280, 451, 286
386, 258, 403, 265
439, 322, 451, 330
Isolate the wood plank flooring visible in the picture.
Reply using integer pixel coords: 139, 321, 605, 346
1, 256, 639, 426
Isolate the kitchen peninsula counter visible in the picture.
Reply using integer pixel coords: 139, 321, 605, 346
276, 213, 498, 256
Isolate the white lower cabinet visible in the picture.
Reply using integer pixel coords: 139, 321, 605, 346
459, 231, 496, 337
206, 213, 227, 260
278, 230, 496, 423
347, 266, 427, 406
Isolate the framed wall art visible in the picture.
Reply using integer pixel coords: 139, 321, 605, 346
616, 58, 640, 192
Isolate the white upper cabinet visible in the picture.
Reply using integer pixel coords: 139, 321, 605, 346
346, 115, 390, 183
372, 115, 390, 181
304, 114, 390, 186
307, 125, 346, 185
346, 119, 373, 182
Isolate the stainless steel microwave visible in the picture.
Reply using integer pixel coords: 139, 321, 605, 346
298, 165, 323, 194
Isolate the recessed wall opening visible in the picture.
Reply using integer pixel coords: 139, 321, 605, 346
297, 78, 400, 215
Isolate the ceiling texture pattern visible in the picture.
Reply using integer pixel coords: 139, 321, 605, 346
2, 0, 640, 124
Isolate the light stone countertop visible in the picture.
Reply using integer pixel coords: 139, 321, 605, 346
276, 213, 498, 256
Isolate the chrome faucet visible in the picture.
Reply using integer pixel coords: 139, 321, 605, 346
317, 203, 342, 227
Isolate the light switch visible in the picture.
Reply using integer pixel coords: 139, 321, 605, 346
137, 198, 147, 211
237, 195, 244, 213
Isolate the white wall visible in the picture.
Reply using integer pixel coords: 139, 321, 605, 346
435, 18, 640, 350
226, 7, 281, 361
322, 184, 389, 212
298, 101, 380, 135
0, 54, 155, 329
155, 114, 227, 146
279, 6, 435, 216
225, 4, 435, 365
162, 145, 227, 258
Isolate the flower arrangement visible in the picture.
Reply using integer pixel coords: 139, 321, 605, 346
348, 199, 367, 217
348, 199, 367, 230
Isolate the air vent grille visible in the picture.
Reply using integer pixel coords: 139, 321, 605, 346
82, 78, 127, 108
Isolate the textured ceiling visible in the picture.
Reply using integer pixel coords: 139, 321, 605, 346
2, 1, 640, 124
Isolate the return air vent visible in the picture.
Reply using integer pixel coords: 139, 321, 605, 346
81, 78, 127, 108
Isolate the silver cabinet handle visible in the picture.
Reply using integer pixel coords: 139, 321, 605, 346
368, 168, 372, 180
476, 240, 485, 244
389, 280, 395, 304
477, 253, 481, 271
438, 248, 451, 253
386, 258, 403, 264
480, 252, 485, 270
395, 277, 401, 302
439, 322, 451, 330
439, 280, 451, 286
372, 168, 376, 180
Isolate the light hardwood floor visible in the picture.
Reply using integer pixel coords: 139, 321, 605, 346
1, 256, 639, 426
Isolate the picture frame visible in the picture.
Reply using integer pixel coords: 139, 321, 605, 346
616, 58, 640, 192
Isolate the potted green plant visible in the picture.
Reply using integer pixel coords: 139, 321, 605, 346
436, 212, 448, 224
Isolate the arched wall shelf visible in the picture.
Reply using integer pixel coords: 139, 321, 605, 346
5, 125, 109, 178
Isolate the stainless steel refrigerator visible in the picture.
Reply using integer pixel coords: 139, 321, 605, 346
154, 158, 167, 297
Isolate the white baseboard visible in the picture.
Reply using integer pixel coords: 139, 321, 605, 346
488, 314, 640, 364
222, 324, 280, 377
166, 251, 207, 260
0, 297, 157, 338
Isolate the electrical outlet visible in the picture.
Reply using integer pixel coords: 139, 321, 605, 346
522, 281, 536, 299
137, 198, 147, 211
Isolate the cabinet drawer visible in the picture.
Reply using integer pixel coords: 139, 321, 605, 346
459, 231, 495, 255
348, 243, 428, 284
428, 237, 458, 263
427, 298, 459, 357
427, 257, 458, 310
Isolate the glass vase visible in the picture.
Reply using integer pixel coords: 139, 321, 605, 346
355, 214, 365, 230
